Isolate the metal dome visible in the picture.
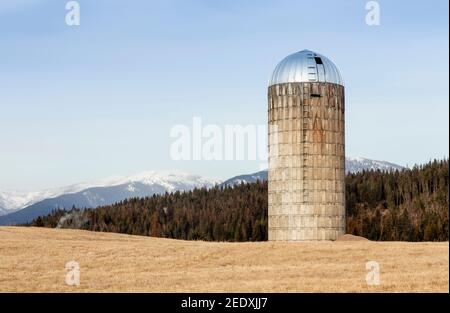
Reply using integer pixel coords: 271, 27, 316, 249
269, 50, 344, 87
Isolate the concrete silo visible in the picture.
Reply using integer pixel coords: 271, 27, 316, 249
268, 50, 345, 241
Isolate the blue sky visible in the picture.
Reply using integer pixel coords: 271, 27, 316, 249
0, 0, 448, 191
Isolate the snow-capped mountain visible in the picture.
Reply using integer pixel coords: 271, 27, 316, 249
221, 170, 268, 187
222, 157, 405, 186
0, 184, 109, 216
1, 171, 219, 214
345, 157, 404, 173
0, 171, 220, 225
0, 190, 60, 216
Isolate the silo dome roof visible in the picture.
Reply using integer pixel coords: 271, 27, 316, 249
269, 50, 344, 87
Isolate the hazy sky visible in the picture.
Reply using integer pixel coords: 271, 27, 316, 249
0, 0, 448, 191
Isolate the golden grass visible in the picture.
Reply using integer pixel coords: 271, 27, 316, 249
0, 226, 448, 292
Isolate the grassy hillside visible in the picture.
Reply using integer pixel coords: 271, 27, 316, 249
0, 227, 447, 292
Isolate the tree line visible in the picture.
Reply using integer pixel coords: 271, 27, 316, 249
346, 159, 448, 241
30, 159, 448, 241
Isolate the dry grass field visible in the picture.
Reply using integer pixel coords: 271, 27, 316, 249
0, 226, 448, 292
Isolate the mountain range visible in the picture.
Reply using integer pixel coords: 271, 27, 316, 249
0, 157, 404, 225
221, 157, 405, 186
0, 171, 220, 225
